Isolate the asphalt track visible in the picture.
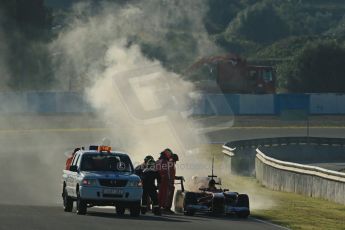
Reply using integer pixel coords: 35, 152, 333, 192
0, 205, 287, 230
1, 125, 344, 230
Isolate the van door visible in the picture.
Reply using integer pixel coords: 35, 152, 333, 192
66, 153, 81, 197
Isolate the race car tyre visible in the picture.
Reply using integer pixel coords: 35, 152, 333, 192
211, 197, 225, 215
63, 188, 73, 212
116, 206, 125, 216
76, 192, 87, 215
183, 192, 197, 216
130, 204, 141, 217
237, 194, 250, 208
174, 190, 184, 213
184, 192, 198, 206
236, 211, 250, 219
236, 194, 250, 218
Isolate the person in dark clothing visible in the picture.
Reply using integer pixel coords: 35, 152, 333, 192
207, 179, 218, 192
141, 159, 161, 215
134, 155, 154, 179
135, 155, 154, 210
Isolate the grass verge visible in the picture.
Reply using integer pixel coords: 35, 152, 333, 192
233, 176, 345, 230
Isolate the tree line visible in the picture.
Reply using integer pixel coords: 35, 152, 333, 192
1, 0, 345, 93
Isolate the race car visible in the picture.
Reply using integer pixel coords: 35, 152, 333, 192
174, 159, 250, 218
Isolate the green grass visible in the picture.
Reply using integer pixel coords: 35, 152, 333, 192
241, 177, 345, 230
201, 144, 345, 230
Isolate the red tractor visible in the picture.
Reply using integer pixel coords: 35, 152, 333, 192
186, 54, 276, 94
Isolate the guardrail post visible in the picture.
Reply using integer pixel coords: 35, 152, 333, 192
222, 145, 235, 175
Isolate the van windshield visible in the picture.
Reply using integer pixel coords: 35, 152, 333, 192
80, 154, 133, 172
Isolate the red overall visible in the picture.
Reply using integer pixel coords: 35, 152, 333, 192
156, 157, 170, 208
65, 156, 74, 170
166, 159, 176, 210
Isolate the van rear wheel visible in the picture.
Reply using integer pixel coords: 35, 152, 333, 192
76, 192, 87, 215
63, 188, 73, 212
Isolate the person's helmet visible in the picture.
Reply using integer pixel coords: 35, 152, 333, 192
208, 179, 216, 187
172, 153, 179, 162
164, 148, 173, 154
146, 159, 156, 169
165, 148, 172, 152
101, 137, 111, 146
162, 148, 173, 159
144, 155, 154, 163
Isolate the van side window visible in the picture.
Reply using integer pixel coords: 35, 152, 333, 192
76, 154, 82, 167
72, 153, 80, 166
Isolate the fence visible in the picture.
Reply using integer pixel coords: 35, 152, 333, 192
196, 93, 345, 115
0, 92, 345, 115
0, 92, 92, 114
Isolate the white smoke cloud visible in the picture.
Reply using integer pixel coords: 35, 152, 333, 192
50, 0, 220, 88
50, 0, 219, 162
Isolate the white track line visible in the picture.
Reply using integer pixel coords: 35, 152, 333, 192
250, 217, 291, 230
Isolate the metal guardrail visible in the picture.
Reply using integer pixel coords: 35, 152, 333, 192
221, 136, 345, 176
222, 145, 235, 157
256, 148, 345, 205
223, 137, 345, 150
222, 136, 345, 204
256, 149, 345, 182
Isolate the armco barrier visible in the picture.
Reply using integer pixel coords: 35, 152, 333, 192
256, 149, 345, 205
222, 137, 345, 176
224, 137, 345, 150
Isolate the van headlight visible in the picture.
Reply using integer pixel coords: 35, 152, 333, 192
127, 180, 142, 187
82, 179, 97, 186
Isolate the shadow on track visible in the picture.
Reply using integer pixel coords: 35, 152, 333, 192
86, 211, 190, 223
86, 211, 256, 224
171, 213, 257, 223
